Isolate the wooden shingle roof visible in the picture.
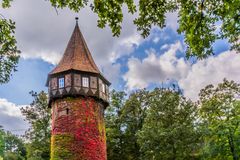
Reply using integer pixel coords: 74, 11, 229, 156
49, 22, 100, 75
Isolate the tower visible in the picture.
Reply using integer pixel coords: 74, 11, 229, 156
47, 18, 110, 160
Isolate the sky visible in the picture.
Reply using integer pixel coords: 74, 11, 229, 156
0, 0, 240, 135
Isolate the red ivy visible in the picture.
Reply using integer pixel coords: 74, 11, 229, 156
51, 97, 106, 160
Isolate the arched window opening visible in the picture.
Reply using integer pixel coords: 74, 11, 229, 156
66, 108, 69, 115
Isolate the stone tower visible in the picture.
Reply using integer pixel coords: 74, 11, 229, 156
47, 18, 110, 160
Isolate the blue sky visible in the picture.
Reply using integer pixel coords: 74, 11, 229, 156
0, 27, 230, 105
0, 59, 51, 104
0, 0, 239, 134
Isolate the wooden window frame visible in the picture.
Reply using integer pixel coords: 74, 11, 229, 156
82, 77, 89, 88
58, 77, 65, 89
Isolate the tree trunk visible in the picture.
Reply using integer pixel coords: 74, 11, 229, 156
228, 133, 238, 160
172, 143, 176, 160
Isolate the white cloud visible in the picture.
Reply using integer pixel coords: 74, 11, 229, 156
124, 41, 190, 90
1, 0, 143, 87
22, 50, 62, 65
165, 12, 178, 31
2, 0, 142, 65
160, 44, 169, 50
100, 63, 121, 86
0, 99, 29, 135
124, 45, 240, 101
1, 0, 179, 71
179, 50, 240, 101
108, 33, 142, 63
1, 0, 181, 90
153, 37, 160, 44
0, 99, 23, 117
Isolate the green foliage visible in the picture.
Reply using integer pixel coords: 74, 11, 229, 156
134, 0, 176, 37
0, 126, 4, 158
0, 0, 19, 84
119, 89, 148, 159
49, 0, 136, 37
137, 88, 201, 160
91, 0, 136, 36
50, 134, 74, 160
1, 0, 13, 8
136, 0, 239, 58
105, 90, 127, 159
4, 132, 26, 158
0, 0, 239, 84
106, 88, 201, 160
3, 152, 25, 160
47, 0, 240, 58
21, 91, 51, 160
0, 1, 239, 83
106, 82, 240, 159
0, 17, 20, 84
0, 81, 239, 160
177, 0, 217, 58
199, 79, 240, 160
0, 129, 27, 160
48, 0, 239, 58
106, 89, 148, 159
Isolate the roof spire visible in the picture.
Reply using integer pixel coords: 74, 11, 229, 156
75, 17, 79, 24
49, 17, 101, 75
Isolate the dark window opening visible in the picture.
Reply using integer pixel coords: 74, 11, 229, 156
66, 108, 69, 115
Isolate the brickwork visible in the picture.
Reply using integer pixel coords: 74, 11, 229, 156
50, 97, 106, 160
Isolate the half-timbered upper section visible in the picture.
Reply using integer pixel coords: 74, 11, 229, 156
46, 18, 111, 107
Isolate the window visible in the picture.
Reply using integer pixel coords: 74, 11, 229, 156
58, 78, 65, 88
66, 108, 69, 115
65, 74, 71, 87
90, 76, 97, 88
82, 77, 89, 87
106, 85, 109, 95
51, 78, 57, 90
102, 84, 105, 93
74, 74, 81, 86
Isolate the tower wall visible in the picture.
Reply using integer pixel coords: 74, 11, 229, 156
50, 97, 106, 160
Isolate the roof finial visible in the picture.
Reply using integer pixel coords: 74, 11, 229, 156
75, 17, 79, 24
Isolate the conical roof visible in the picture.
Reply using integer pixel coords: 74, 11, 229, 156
50, 22, 100, 75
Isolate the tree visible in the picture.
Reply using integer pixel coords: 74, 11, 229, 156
4, 0, 240, 57
137, 88, 201, 159
3, 131, 27, 160
0, 125, 27, 160
199, 79, 240, 160
1, 0, 20, 84
119, 89, 148, 159
1, 0, 239, 83
0, 14, 19, 84
106, 89, 148, 160
106, 88, 202, 159
20, 91, 51, 160
105, 90, 126, 159
0, 126, 4, 159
